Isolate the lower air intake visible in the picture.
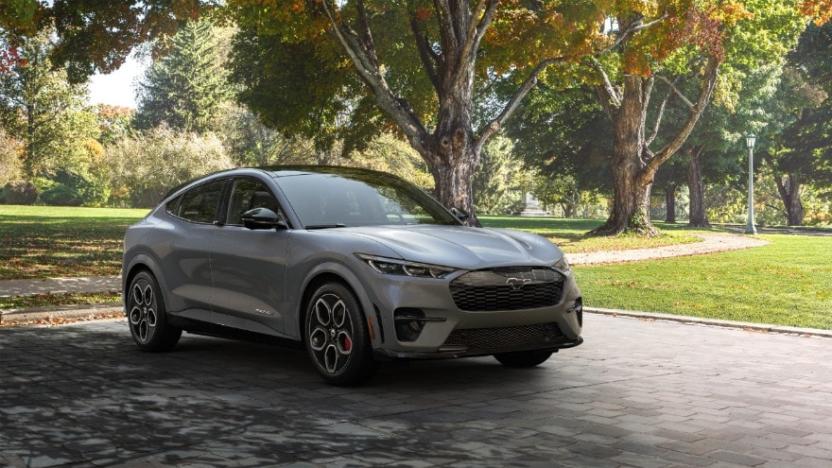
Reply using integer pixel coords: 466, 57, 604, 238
441, 322, 564, 354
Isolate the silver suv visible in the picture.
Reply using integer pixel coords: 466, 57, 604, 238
122, 166, 583, 385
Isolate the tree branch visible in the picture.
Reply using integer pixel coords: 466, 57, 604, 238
590, 57, 621, 108
640, 56, 720, 182
320, 0, 429, 154
639, 76, 655, 161
641, 75, 654, 124
655, 74, 695, 109
408, 7, 441, 92
474, 12, 669, 153
606, 14, 668, 53
472, 0, 498, 49
452, 0, 498, 90
448, 0, 467, 47
594, 86, 616, 119
432, 0, 458, 53
354, 0, 380, 68
472, 11, 668, 151
474, 56, 567, 153
645, 79, 676, 147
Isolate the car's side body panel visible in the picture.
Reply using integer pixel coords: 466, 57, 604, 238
209, 224, 289, 335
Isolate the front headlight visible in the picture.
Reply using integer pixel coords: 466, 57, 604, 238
356, 254, 456, 279
554, 256, 570, 273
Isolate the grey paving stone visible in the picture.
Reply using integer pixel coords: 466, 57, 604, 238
1, 315, 831, 467
708, 450, 768, 466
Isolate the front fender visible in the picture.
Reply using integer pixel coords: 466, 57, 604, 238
295, 261, 383, 349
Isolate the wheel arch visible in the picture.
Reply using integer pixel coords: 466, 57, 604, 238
122, 254, 168, 310
297, 264, 382, 348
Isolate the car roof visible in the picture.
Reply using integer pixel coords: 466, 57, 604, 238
162, 165, 404, 201
256, 165, 400, 180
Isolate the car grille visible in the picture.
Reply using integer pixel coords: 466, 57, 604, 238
449, 267, 564, 311
441, 322, 564, 354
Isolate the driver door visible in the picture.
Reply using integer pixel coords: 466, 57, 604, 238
209, 176, 290, 336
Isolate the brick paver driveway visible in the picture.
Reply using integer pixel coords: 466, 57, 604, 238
2, 315, 831, 468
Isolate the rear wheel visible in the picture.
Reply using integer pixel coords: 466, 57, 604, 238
127, 271, 181, 352
304, 282, 376, 385
494, 349, 554, 368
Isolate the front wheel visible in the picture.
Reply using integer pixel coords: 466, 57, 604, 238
127, 271, 181, 352
494, 349, 554, 368
304, 282, 376, 386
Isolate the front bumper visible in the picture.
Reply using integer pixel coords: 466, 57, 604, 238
361, 268, 583, 359
374, 335, 583, 360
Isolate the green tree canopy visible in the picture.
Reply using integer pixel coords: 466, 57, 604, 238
754, 22, 832, 224
135, 18, 232, 134
0, 28, 99, 179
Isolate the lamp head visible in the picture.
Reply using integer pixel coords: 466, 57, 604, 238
745, 134, 756, 150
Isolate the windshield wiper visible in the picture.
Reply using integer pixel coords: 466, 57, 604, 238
305, 223, 347, 230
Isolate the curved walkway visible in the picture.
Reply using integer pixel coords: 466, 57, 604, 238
0, 275, 120, 298
568, 233, 768, 266
0, 233, 767, 298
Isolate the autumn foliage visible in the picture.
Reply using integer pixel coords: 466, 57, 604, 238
802, 0, 832, 25
0, 47, 22, 73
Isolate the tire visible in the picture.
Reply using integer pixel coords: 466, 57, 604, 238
126, 270, 182, 352
304, 282, 376, 386
494, 349, 554, 368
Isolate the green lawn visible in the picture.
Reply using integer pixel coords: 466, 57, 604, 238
0, 205, 148, 280
479, 216, 702, 253
575, 234, 832, 329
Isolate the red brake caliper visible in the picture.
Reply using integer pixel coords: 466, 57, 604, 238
342, 335, 352, 352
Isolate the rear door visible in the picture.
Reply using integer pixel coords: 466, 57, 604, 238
162, 178, 228, 321
209, 176, 290, 336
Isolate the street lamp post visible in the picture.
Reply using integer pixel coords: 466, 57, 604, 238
745, 134, 757, 235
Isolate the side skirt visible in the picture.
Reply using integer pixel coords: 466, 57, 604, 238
169, 316, 304, 350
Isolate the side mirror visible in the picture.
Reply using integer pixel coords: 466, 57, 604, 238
241, 208, 287, 230
450, 207, 469, 223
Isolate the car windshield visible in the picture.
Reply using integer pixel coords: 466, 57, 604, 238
275, 171, 459, 228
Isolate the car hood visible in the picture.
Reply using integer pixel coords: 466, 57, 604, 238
347, 224, 562, 270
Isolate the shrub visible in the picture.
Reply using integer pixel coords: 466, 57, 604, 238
39, 181, 82, 206
38, 170, 110, 207
105, 126, 234, 207
1, 181, 38, 205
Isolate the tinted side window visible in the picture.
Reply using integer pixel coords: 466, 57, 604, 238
226, 178, 281, 225
177, 180, 226, 223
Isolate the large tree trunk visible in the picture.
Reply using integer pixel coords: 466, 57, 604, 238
588, 56, 719, 237
687, 147, 709, 227
776, 173, 804, 226
601, 164, 654, 235
429, 148, 478, 221
786, 191, 804, 226
592, 76, 656, 236
422, 85, 480, 223
665, 184, 677, 223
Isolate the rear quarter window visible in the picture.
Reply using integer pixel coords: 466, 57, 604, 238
174, 180, 226, 224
